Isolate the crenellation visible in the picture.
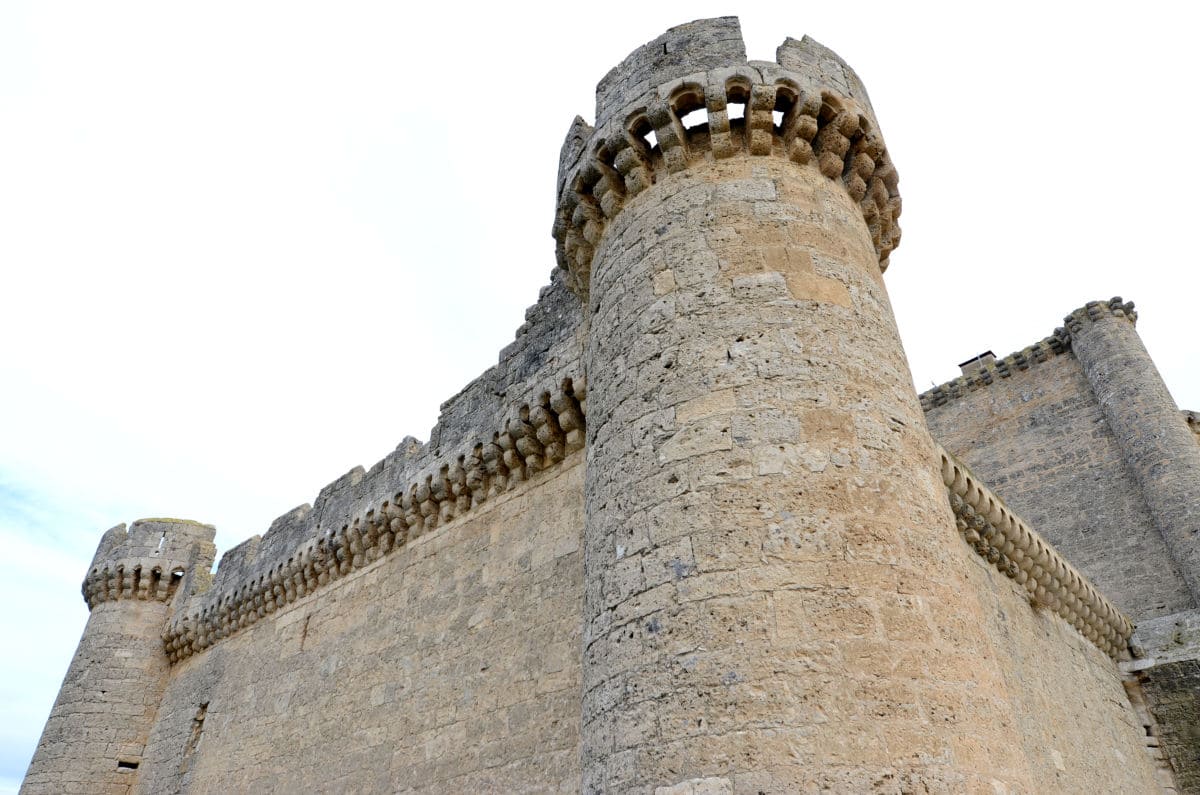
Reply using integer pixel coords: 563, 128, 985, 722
555, 35, 902, 306
25, 18, 1191, 795
81, 519, 217, 611
161, 374, 588, 664
920, 329, 1071, 411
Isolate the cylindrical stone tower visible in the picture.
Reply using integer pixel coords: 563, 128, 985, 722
555, 18, 1040, 793
22, 519, 215, 795
1067, 298, 1200, 602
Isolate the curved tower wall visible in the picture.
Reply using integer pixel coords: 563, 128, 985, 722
557, 18, 1031, 792
21, 519, 215, 795
1067, 299, 1200, 602
20, 17, 1177, 795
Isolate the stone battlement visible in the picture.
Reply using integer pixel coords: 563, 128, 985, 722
26, 19, 1189, 795
554, 19, 900, 301
919, 296, 1135, 412
148, 265, 584, 659
162, 374, 586, 664
82, 518, 216, 610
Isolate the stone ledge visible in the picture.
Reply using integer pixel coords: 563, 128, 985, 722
938, 444, 1134, 659
161, 376, 587, 665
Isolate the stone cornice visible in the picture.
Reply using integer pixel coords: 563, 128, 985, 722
938, 445, 1134, 659
161, 377, 587, 665
920, 297, 1136, 412
1062, 296, 1138, 335
81, 518, 216, 611
553, 66, 901, 299
83, 560, 188, 609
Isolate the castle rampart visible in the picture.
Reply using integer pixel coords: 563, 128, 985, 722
923, 298, 1200, 790
23, 18, 1188, 794
923, 297, 1199, 622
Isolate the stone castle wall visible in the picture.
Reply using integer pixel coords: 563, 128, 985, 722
23, 17, 1185, 794
138, 458, 586, 794
923, 298, 1200, 791
923, 322, 1196, 621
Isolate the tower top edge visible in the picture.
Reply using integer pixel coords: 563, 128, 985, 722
592, 19, 875, 132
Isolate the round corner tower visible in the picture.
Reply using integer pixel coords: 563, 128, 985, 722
22, 518, 216, 795
555, 17, 1041, 793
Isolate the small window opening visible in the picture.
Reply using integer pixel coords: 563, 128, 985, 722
629, 115, 657, 155
725, 81, 749, 125
773, 88, 798, 135
171, 568, 185, 580
679, 108, 707, 130
117, 759, 139, 771
157, 530, 166, 551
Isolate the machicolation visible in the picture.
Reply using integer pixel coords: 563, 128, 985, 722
22, 17, 1200, 795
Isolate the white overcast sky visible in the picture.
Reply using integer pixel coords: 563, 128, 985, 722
2, 2, 1197, 788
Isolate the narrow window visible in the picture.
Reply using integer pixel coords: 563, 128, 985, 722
179, 702, 208, 774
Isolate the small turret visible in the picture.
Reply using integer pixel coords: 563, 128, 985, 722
22, 519, 215, 795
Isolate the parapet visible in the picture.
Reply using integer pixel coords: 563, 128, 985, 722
920, 297, 1135, 411
554, 16, 901, 299
937, 445, 1134, 658
161, 376, 587, 663
156, 271, 588, 664
81, 518, 217, 610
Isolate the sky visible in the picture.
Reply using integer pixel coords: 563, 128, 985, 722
2, 2, 1197, 789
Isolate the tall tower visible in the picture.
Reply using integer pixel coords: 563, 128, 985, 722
555, 18, 1041, 792
22, 519, 215, 795
1066, 298, 1200, 601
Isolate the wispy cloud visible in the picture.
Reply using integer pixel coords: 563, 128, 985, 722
0, 471, 96, 785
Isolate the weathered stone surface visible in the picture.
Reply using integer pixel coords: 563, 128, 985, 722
1129, 609, 1200, 791
137, 459, 586, 794
23, 17, 1191, 795
925, 336, 1196, 621
1067, 300, 1200, 606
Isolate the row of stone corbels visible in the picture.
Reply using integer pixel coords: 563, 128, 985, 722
919, 331, 1070, 411
161, 377, 587, 664
553, 65, 902, 295
82, 559, 185, 608
938, 446, 1134, 659
1062, 296, 1138, 335
920, 298, 1138, 412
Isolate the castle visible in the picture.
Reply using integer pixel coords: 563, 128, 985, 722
22, 17, 1200, 793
